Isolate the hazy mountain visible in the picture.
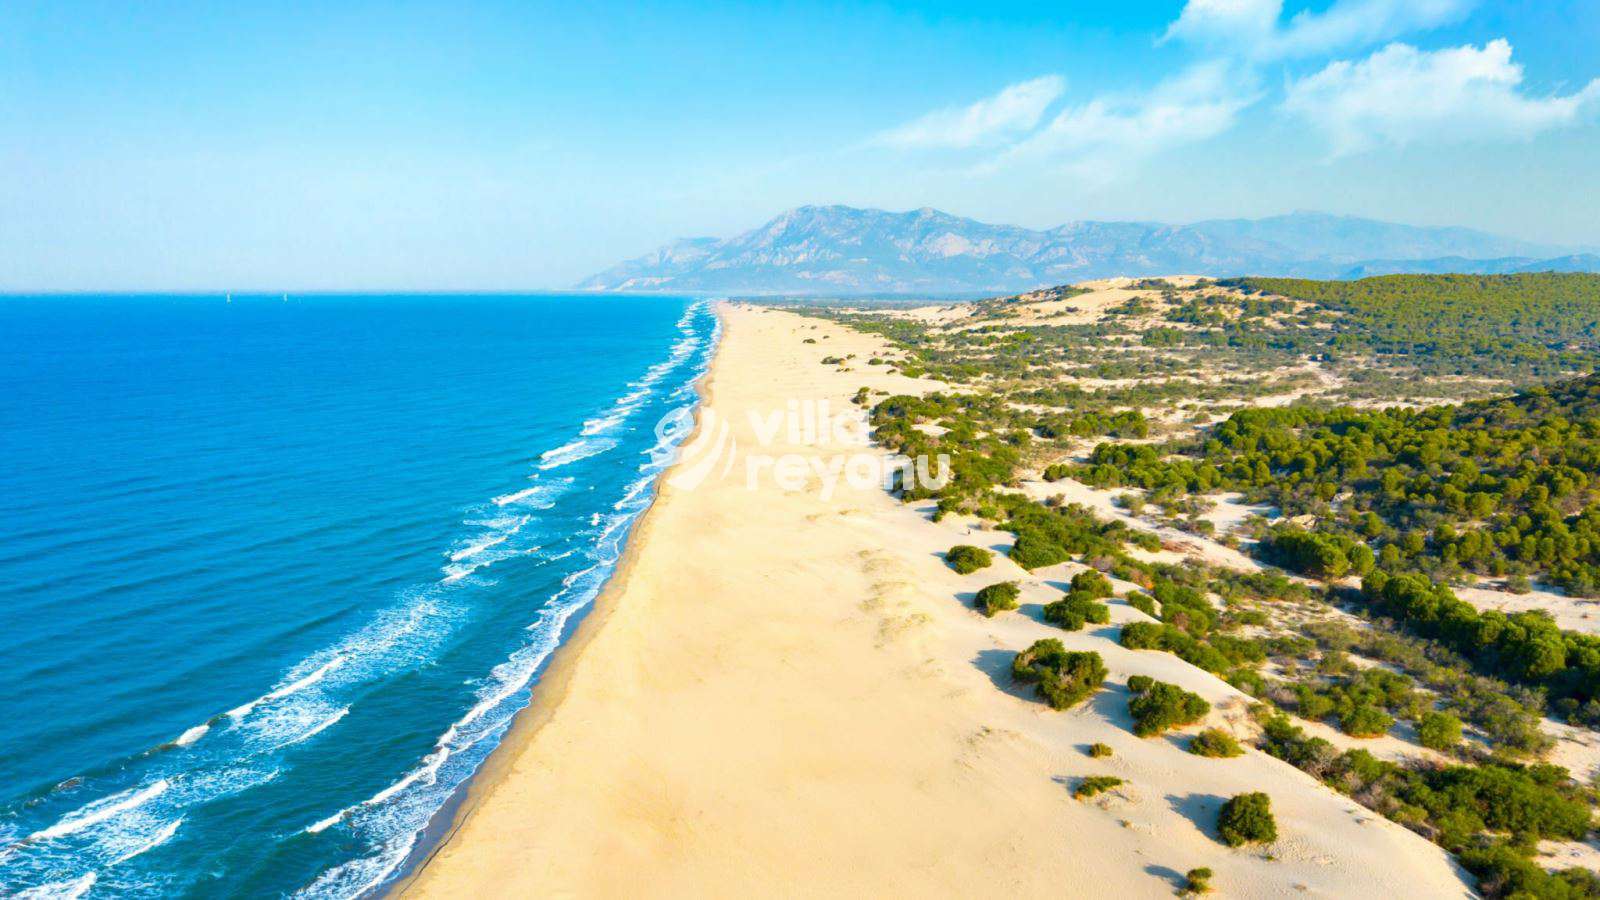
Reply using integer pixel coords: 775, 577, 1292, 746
578, 205, 1583, 295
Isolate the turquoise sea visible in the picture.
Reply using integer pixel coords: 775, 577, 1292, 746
0, 293, 715, 897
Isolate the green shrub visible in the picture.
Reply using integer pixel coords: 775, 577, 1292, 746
1070, 569, 1113, 598
974, 581, 1020, 617
1074, 775, 1124, 799
1340, 704, 1395, 738
1189, 728, 1244, 758
1127, 592, 1157, 617
1087, 742, 1114, 758
1043, 591, 1111, 631
946, 544, 993, 574
1182, 867, 1214, 896
1458, 842, 1600, 899
1217, 792, 1277, 846
1128, 680, 1210, 736
1417, 711, 1464, 751
1012, 640, 1108, 710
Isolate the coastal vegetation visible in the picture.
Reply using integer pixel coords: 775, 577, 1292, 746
1216, 793, 1276, 847
945, 544, 993, 574
1074, 775, 1124, 799
1181, 867, 1214, 896
974, 581, 1020, 616
814, 271, 1600, 895
1188, 728, 1243, 758
1012, 640, 1107, 710
1127, 677, 1211, 737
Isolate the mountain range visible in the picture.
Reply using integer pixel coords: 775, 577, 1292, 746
578, 206, 1596, 296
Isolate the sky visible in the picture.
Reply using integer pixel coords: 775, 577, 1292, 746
1, 0, 1597, 290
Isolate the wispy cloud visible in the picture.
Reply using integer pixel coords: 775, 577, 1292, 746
1283, 39, 1600, 154
1164, 0, 1474, 60
873, 75, 1065, 149
988, 62, 1256, 183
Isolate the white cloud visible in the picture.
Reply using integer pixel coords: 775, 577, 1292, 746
875, 75, 1065, 149
1283, 39, 1600, 154
991, 63, 1255, 182
1165, 0, 1473, 60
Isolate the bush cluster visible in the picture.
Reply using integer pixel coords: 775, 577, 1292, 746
1012, 640, 1107, 711
1074, 775, 1123, 799
974, 581, 1020, 617
1216, 792, 1276, 846
1188, 728, 1243, 758
1127, 677, 1210, 737
946, 544, 993, 575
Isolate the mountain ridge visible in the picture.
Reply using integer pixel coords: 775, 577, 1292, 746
579, 205, 1586, 295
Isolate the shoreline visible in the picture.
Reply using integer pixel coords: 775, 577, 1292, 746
395, 303, 1470, 898
385, 302, 728, 896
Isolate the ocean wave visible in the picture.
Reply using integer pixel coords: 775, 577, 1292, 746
536, 436, 619, 471
280, 707, 350, 749
489, 479, 568, 508
15, 872, 96, 900
225, 656, 345, 721
447, 532, 509, 563
27, 780, 169, 843
171, 723, 211, 747
440, 545, 539, 584
107, 817, 182, 866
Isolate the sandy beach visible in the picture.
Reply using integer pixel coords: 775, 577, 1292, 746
397, 303, 1469, 899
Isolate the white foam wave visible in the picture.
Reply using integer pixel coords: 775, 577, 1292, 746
108, 817, 182, 865
172, 724, 209, 747
537, 436, 618, 471
448, 533, 508, 563
16, 872, 96, 899
227, 656, 345, 721
29, 780, 169, 842
490, 479, 568, 508
441, 546, 540, 584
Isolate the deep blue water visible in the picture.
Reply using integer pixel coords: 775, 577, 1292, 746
0, 293, 715, 897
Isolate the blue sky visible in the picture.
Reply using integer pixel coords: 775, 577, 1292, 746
1, 1, 1597, 289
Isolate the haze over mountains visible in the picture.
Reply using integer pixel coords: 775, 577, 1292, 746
579, 206, 1598, 296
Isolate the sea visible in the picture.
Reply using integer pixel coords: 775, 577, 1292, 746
0, 293, 717, 897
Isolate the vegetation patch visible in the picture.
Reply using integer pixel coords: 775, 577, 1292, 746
974, 581, 1020, 617
1074, 775, 1124, 799
1012, 640, 1107, 711
1216, 792, 1277, 846
1127, 677, 1210, 737
1188, 728, 1243, 758
946, 544, 993, 574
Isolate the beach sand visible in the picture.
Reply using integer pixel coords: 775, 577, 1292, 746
397, 304, 1469, 899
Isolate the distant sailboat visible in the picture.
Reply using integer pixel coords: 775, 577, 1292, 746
226, 293, 232, 304
282, 293, 289, 303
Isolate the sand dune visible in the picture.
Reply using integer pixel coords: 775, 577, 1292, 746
398, 305, 1468, 899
